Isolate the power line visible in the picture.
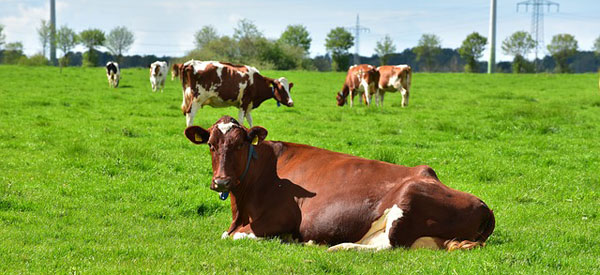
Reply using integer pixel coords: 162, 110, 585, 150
345, 14, 369, 65
517, 0, 559, 71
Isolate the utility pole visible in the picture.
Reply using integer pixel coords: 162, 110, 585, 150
347, 14, 369, 65
488, 0, 497, 74
50, 0, 57, 65
517, 0, 559, 71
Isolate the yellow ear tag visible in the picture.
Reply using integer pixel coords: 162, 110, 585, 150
252, 136, 259, 145
195, 133, 203, 142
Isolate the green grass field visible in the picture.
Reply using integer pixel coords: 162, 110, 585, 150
1, 65, 599, 274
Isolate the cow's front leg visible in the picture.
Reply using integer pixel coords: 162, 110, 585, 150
186, 102, 199, 126
245, 111, 253, 128
238, 109, 245, 125
224, 225, 259, 240
362, 83, 371, 106
350, 90, 354, 107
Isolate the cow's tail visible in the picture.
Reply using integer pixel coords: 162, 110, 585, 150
443, 205, 495, 251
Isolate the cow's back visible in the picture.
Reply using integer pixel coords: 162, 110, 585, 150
273, 141, 432, 243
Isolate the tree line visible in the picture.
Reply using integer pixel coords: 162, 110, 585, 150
0, 20, 599, 73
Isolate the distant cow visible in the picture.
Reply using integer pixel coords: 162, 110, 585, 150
150, 61, 168, 92
180, 60, 294, 127
336, 64, 379, 107
105, 62, 120, 88
184, 116, 495, 251
172, 63, 182, 80
376, 65, 412, 107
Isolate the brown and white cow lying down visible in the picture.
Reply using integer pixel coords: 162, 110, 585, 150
180, 60, 294, 127
377, 65, 412, 107
184, 116, 495, 251
337, 64, 379, 107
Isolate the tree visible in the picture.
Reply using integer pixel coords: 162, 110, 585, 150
593, 36, 600, 55
279, 25, 311, 54
374, 35, 396, 65
233, 19, 263, 41
325, 27, 354, 71
37, 20, 52, 58
501, 31, 536, 73
547, 34, 578, 73
413, 34, 441, 72
186, 36, 241, 64
0, 24, 5, 50
56, 25, 78, 67
458, 32, 487, 73
105, 26, 134, 63
194, 25, 219, 49
79, 29, 105, 67
2, 42, 25, 64
233, 19, 264, 62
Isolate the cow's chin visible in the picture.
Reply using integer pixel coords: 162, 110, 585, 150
280, 101, 293, 107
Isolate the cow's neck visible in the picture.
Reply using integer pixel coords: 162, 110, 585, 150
228, 142, 280, 228
250, 78, 276, 108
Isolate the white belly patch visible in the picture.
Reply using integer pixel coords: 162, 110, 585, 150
328, 204, 403, 252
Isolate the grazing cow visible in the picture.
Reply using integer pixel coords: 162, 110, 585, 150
184, 116, 496, 251
105, 61, 120, 88
180, 60, 294, 127
172, 63, 182, 80
150, 61, 168, 92
336, 64, 379, 107
376, 65, 412, 107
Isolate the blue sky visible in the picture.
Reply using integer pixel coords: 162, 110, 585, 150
1, 0, 599, 61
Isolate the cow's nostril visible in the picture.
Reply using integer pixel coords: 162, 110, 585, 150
214, 178, 231, 187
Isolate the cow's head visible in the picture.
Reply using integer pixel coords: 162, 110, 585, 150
270, 77, 294, 107
336, 91, 347, 106
184, 116, 268, 193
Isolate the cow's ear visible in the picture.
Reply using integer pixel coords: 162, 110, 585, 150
248, 127, 268, 145
288, 82, 294, 90
184, 126, 210, 144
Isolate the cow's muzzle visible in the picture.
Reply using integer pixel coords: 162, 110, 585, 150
212, 178, 231, 192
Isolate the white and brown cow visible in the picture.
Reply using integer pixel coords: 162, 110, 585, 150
150, 61, 168, 92
376, 65, 412, 107
105, 61, 120, 88
336, 64, 379, 107
184, 116, 495, 251
172, 63, 182, 81
180, 60, 294, 127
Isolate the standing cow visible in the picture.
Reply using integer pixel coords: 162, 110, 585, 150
180, 60, 294, 127
172, 63, 182, 80
336, 64, 379, 107
376, 65, 412, 107
184, 116, 495, 251
105, 61, 120, 88
150, 61, 168, 92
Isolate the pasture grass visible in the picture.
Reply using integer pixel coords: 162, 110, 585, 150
0, 65, 599, 274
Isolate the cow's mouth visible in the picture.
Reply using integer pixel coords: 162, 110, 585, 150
211, 178, 232, 192
211, 184, 230, 193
